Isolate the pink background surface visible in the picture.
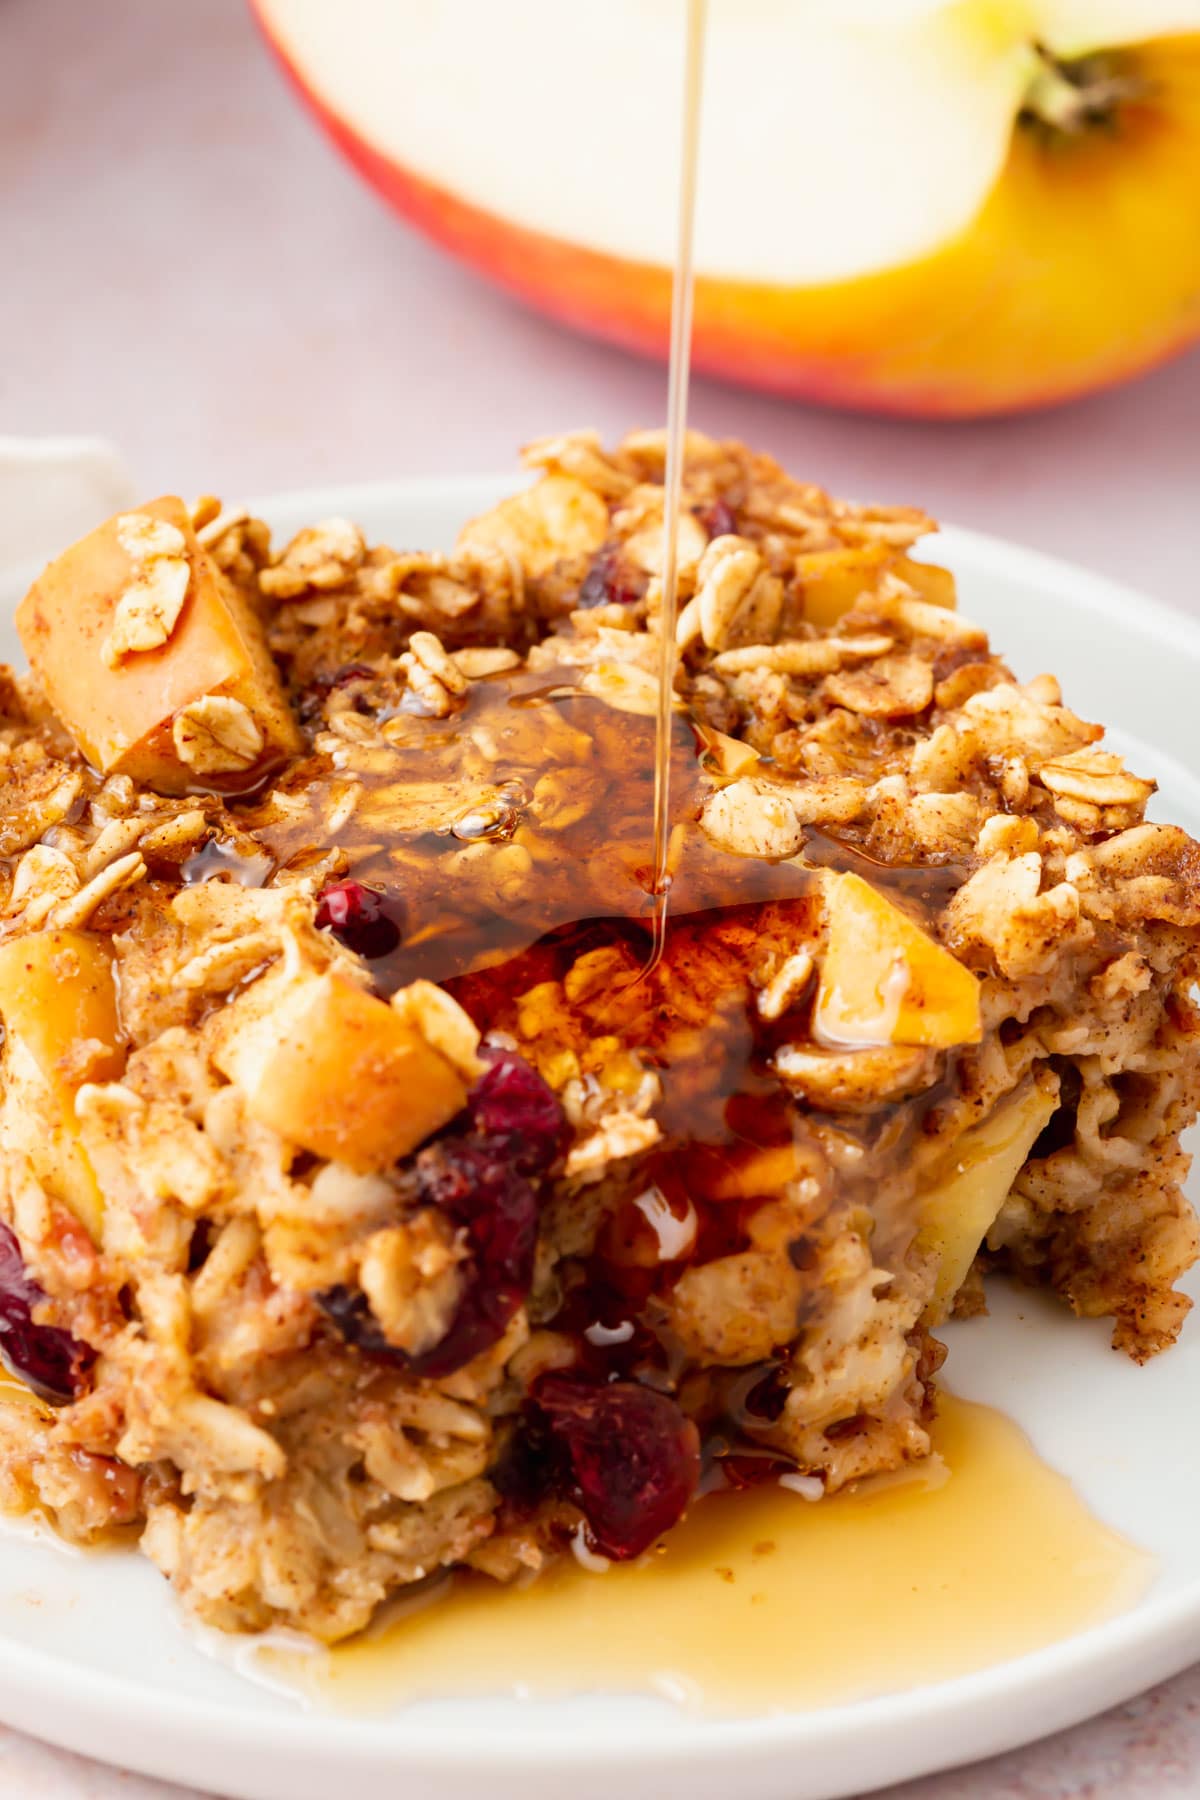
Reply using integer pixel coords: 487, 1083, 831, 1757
1, 0, 1199, 1794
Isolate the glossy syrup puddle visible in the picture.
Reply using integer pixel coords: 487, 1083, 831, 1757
240, 1396, 1148, 1716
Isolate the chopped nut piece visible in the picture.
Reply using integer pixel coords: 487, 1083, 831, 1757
173, 697, 265, 775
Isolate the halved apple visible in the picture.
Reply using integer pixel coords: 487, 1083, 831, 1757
210, 967, 467, 1172
254, 0, 1200, 417
18, 497, 302, 793
0, 930, 125, 1240
918, 1074, 1060, 1319
815, 871, 981, 1050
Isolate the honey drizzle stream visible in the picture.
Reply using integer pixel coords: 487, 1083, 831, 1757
648, 0, 707, 964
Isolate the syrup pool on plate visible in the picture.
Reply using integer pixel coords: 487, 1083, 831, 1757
246, 1394, 1149, 1715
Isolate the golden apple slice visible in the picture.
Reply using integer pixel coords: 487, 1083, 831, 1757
211, 968, 467, 1172
918, 1074, 1060, 1321
815, 871, 981, 1050
893, 555, 957, 611
796, 544, 894, 628
17, 496, 302, 793
0, 930, 125, 1239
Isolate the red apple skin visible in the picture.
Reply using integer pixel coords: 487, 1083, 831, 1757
252, 12, 1200, 420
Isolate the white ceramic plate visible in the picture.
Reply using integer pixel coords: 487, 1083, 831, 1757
0, 476, 1198, 1800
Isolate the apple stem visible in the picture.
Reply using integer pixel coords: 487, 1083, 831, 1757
1021, 44, 1145, 136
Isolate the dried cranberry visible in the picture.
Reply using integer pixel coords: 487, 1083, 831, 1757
577, 549, 644, 610
699, 498, 737, 540
468, 1050, 567, 1176
534, 1374, 700, 1559
319, 1049, 561, 1378
0, 1222, 91, 1405
317, 1283, 392, 1356
322, 662, 376, 690
491, 1404, 568, 1516
409, 1138, 540, 1377
318, 1138, 540, 1379
315, 879, 402, 960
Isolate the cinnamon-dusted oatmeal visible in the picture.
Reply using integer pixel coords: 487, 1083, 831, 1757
0, 431, 1195, 1643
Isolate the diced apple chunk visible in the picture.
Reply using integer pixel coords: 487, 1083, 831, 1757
917, 1075, 1060, 1320
894, 555, 957, 611
815, 871, 981, 1050
796, 546, 956, 626
17, 496, 302, 793
210, 967, 467, 1173
0, 930, 125, 1240
795, 544, 893, 628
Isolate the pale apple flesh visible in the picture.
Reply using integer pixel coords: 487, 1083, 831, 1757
798, 548, 957, 630
254, 0, 1200, 415
918, 1075, 1062, 1322
815, 871, 982, 1051
210, 967, 468, 1174
0, 930, 124, 1241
